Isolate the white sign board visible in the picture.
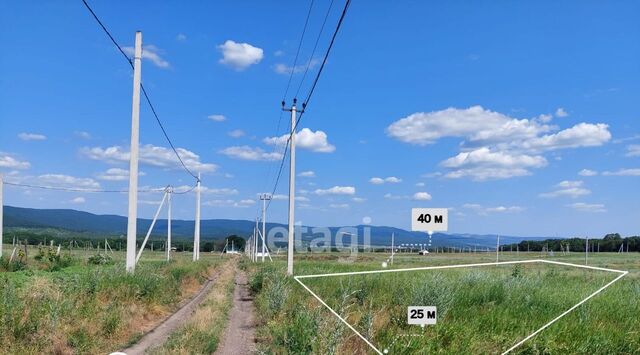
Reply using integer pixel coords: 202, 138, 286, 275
411, 208, 448, 232
407, 306, 437, 325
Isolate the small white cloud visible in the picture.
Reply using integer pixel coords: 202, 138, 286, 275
217, 40, 264, 70
0, 153, 30, 170
412, 192, 432, 201
415, 182, 425, 187
96, 168, 145, 181
298, 170, 316, 178
273, 58, 319, 75
568, 202, 606, 213
264, 128, 335, 153
204, 199, 255, 208
123, 44, 170, 68
539, 180, 591, 198
228, 129, 245, 138
463, 203, 523, 215
369, 176, 402, 184
70, 197, 86, 204
352, 197, 366, 202
208, 114, 226, 122
314, 186, 355, 196
578, 169, 598, 176
602, 168, 640, 176
537, 114, 553, 123
177, 33, 187, 41
329, 203, 350, 209
369, 177, 384, 185
626, 144, 640, 157
274, 50, 285, 57
218, 146, 282, 161
18, 133, 46, 141
555, 108, 569, 117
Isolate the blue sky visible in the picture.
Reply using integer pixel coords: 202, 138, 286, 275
1, 1, 639, 237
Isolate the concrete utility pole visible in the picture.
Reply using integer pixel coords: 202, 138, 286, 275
284, 100, 298, 276
193, 173, 201, 261
166, 186, 172, 261
126, 31, 142, 273
260, 193, 272, 262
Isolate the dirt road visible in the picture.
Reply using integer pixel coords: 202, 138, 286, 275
214, 270, 257, 355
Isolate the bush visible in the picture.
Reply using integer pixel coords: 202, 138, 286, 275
87, 254, 113, 265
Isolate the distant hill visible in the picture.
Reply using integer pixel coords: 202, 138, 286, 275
3, 205, 541, 248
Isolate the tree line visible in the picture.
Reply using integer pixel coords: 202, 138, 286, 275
503, 233, 640, 252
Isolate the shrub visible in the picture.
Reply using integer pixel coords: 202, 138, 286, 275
87, 254, 113, 265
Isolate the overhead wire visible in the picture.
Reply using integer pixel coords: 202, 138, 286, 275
81, 0, 200, 182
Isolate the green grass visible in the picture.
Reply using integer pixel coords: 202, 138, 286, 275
0, 249, 223, 354
249, 252, 640, 354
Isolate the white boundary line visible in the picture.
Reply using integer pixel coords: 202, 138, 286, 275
294, 259, 628, 354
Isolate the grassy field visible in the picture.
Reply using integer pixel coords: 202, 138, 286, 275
0, 244, 230, 354
248, 252, 640, 354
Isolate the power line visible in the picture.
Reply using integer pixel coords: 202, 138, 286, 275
265, 0, 351, 212
295, 0, 335, 99
5, 181, 196, 194
81, 0, 199, 182
282, 0, 315, 102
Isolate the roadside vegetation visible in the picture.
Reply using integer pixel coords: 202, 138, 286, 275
0, 247, 224, 354
248, 252, 640, 354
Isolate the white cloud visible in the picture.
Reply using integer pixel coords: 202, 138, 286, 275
369, 176, 402, 184
555, 108, 569, 117
0, 154, 30, 170
578, 169, 598, 176
413, 192, 432, 201
298, 170, 316, 178
96, 168, 145, 181
81, 144, 217, 172
273, 58, 319, 75
18, 133, 46, 141
37, 174, 101, 189
537, 114, 553, 123
123, 44, 170, 68
177, 33, 187, 41
387, 106, 611, 181
626, 144, 640, 157
314, 186, 355, 196
463, 203, 524, 215
415, 182, 425, 187
217, 40, 263, 70
539, 180, 591, 198
228, 129, 245, 138
264, 128, 335, 153
70, 197, 86, 204
568, 202, 606, 213
383, 193, 405, 200
208, 114, 226, 122
602, 168, 640, 176
218, 146, 282, 161
352, 197, 366, 202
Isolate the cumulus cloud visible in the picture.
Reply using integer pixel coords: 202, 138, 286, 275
18, 133, 46, 141
228, 129, 245, 138
314, 186, 355, 196
555, 108, 569, 117
208, 114, 226, 122
218, 146, 282, 161
369, 176, 402, 184
217, 40, 263, 70
123, 44, 170, 68
578, 169, 598, 176
298, 170, 316, 178
0, 153, 30, 170
539, 180, 591, 198
264, 128, 335, 153
626, 144, 640, 157
37, 174, 101, 189
463, 203, 524, 215
602, 168, 640, 176
386, 106, 611, 180
568, 202, 606, 213
413, 192, 432, 201
81, 144, 217, 172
